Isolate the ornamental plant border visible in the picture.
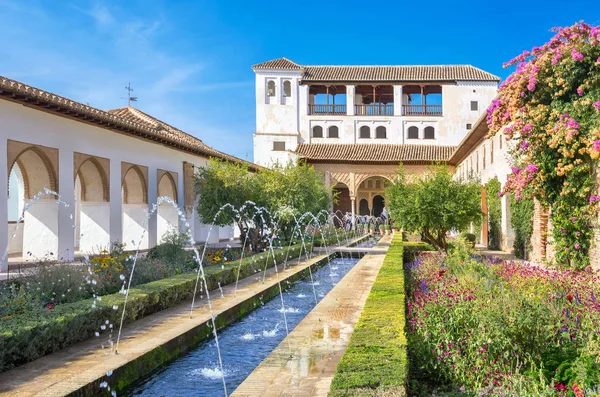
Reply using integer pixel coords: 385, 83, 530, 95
0, 242, 314, 372
329, 234, 409, 396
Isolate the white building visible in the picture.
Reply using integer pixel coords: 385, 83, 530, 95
0, 76, 252, 271
252, 57, 500, 167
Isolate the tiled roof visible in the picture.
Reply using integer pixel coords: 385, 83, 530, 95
295, 143, 456, 164
252, 57, 302, 70
253, 58, 500, 82
0, 75, 259, 170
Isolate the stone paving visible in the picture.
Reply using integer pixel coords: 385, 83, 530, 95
232, 235, 391, 397
0, 240, 368, 397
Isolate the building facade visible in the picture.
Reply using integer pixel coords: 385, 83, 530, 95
252, 57, 500, 167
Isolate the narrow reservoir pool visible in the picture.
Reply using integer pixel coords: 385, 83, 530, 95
125, 253, 363, 396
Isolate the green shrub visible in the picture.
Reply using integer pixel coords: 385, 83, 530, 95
329, 234, 407, 396
0, 243, 309, 372
403, 241, 434, 262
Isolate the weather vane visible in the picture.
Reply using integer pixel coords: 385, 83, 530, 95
124, 82, 138, 106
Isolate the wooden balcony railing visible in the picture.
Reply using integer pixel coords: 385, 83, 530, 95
354, 104, 394, 116
402, 104, 443, 116
308, 104, 347, 115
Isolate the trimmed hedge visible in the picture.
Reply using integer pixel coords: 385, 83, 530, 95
0, 243, 309, 372
403, 241, 434, 262
329, 234, 408, 396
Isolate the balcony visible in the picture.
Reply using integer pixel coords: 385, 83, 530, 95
402, 104, 442, 116
354, 104, 394, 116
308, 104, 347, 115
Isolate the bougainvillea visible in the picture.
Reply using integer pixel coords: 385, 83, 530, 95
488, 22, 600, 268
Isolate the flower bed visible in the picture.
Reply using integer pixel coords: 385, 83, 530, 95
407, 249, 600, 395
329, 234, 408, 396
0, 243, 309, 372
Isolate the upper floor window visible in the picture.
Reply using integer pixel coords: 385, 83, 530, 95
273, 141, 286, 151
328, 126, 339, 138
466, 123, 472, 130
359, 126, 370, 139
499, 134, 503, 149
375, 126, 387, 139
470, 101, 478, 111
283, 80, 291, 97
312, 126, 323, 138
407, 126, 419, 139
490, 140, 494, 164
375, 180, 381, 189
424, 127, 435, 140
267, 80, 276, 97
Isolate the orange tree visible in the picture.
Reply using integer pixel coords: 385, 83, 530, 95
488, 22, 600, 268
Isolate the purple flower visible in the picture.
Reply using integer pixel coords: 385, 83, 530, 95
522, 123, 533, 132
571, 48, 584, 62
520, 141, 529, 150
524, 163, 539, 173
560, 228, 566, 233
594, 102, 600, 111
527, 81, 536, 92
570, 216, 578, 223
594, 140, 600, 151
590, 195, 600, 204
575, 243, 581, 250
577, 87, 584, 96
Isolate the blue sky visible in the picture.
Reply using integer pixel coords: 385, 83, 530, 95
1, 0, 599, 162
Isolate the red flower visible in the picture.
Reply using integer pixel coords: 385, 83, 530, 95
566, 294, 573, 303
45, 303, 55, 310
438, 270, 446, 277
573, 382, 583, 397
555, 383, 566, 391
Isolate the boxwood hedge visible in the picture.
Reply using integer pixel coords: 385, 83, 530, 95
0, 243, 310, 372
329, 234, 408, 396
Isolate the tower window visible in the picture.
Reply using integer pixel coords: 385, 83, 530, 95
267, 80, 276, 97
328, 126, 339, 138
359, 126, 370, 139
283, 80, 291, 97
470, 101, 478, 111
424, 126, 435, 139
273, 141, 286, 151
408, 126, 419, 139
312, 126, 323, 138
375, 126, 387, 139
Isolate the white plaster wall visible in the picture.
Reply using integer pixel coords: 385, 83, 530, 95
157, 205, 179, 243
253, 133, 298, 166
23, 200, 58, 260
7, 223, 23, 254
122, 204, 148, 250
219, 225, 234, 241
79, 202, 110, 253
255, 71, 302, 134
0, 100, 219, 259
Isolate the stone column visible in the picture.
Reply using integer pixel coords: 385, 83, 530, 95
500, 194, 514, 252
57, 147, 75, 260
147, 166, 158, 248
346, 85, 355, 116
351, 197, 356, 228
480, 186, 489, 247
0, 138, 8, 271
393, 85, 403, 116
109, 159, 123, 245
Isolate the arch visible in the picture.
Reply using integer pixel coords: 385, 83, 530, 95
312, 125, 323, 138
267, 80, 276, 97
8, 146, 57, 198
424, 126, 435, 139
122, 165, 148, 204
373, 195, 385, 217
375, 126, 387, 139
158, 172, 178, 204
283, 80, 291, 97
328, 126, 339, 138
355, 174, 393, 191
359, 126, 370, 139
76, 157, 109, 202
358, 199, 370, 216
332, 182, 351, 225
408, 126, 419, 139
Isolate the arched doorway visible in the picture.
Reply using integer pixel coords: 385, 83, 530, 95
332, 183, 351, 227
74, 156, 110, 253
358, 199, 370, 216
7, 143, 59, 259
122, 164, 148, 250
157, 171, 178, 243
373, 195, 385, 217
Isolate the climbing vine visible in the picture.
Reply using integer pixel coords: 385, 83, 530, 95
510, 192, 534, 260
488, 22, 600, 268
485, 178, 502, 250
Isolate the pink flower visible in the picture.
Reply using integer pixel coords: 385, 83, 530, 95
571, 48, 584, 62
524, 163, 539, 173
577, 87, 584, 96
590, 195, 600, 204
594, 102, 600, 111
594, 140, 600, 151
520, 141, 529, 150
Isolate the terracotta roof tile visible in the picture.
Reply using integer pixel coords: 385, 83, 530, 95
0, 75, 259, 170
252, 58, 500, 82
295, 143, 456, 163
252, 57, 302, 70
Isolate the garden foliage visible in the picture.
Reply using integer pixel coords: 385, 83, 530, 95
488, 22, 600, 268
386, 164, 481, 252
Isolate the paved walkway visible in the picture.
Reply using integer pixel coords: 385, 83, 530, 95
0, 247, 354, 396
475, 245, 516, 260
232, 235, 391, 397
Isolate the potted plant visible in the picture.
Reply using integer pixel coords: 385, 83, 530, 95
378, 224, 385, 235
369, 224, 375, 236
384, 224, 391, 235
